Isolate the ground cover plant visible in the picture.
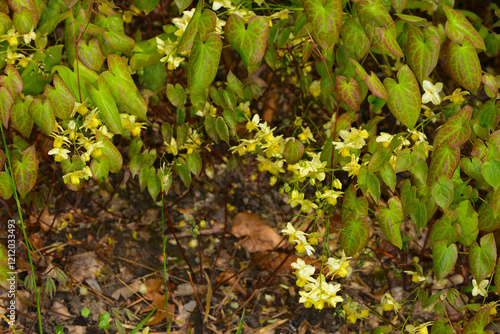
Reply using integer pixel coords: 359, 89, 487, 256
0, 0, 500, 332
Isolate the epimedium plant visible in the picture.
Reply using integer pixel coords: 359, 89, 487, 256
0, 0, 500, 331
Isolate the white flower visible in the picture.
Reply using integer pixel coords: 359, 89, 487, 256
472, 279, 489, 297
421, 80, 443, 105
212, 0, 233, 11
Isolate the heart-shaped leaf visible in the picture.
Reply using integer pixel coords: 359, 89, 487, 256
336, 76, 361, 111
177, 7, 217, 53
479, 194, 500, 232
29, 98, 56, 135
410, 198, 427, 232
340, 17, 370, 61
433, 240, 457, 280
448, 38, 481, 95
365, 71, 387, 100
90, 156, 110, 182
77, 39, 105, 71
427, 144, 460, 186
483, 158, 500, 190
43, 75, 75, 120
383, 65, 421, 130
96, 131, 122, 173
148, 169, 161, 200
301, 0, 342, 50
375, 196, 404, 249
434, 105, 472, 148
0, 172, 13, 200
406, 26, 440, 84
186, 150, 202, 176
11, 96, 33, 137
0, 64, 23, 97
12, 145, 38, 198
0, 87, 14, 129
103, 30, 135, 52
482, 73, 499, 99
102, 55, 147, 120
284, 139, 304, 165
226, 14, 269, 69
431, 175, 454, 210
187, 33, 222, 94
462, 306, 493, 334
166, 83, 186, 108
470, 233, 497, 283
395, 148, 420, 173
341, 215, 370, 257
429, 209, 459, 246
86, 76, 123, 135
442, 4, 485, 51
455, 200, 478, 247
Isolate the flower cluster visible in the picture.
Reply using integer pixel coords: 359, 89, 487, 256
342, 300, 370, 324
0, 27, 36, 66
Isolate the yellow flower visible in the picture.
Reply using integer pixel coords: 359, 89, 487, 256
444, 88, 470, 105
48, 147, 71, 162
326, 250, 351, 278
406, 322, 433, 334
343, 301, 370, 324
404, 270, 426, 283
212, 0, 233, 10
298, 126, 316, 143
381, 293, 401, 312
1, 29, 19, 46
342, 154, 361, 177
23, 28, 36, 44
309, 80, 321, 98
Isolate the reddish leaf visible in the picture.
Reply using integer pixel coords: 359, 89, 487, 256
336, 76, 361, 110
12, 145, 38, 198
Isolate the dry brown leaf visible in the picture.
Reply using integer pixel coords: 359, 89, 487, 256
230, 213, 282, 253
144, 278, 164, 300
144, 292, 176, 326
66, 252, 103, 283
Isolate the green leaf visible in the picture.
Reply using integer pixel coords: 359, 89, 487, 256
406, 26, 440, 84
375, 196, 403, 249
455, 200, 478, 247
174, 0, 192, 12
204, 115, 217, 142
429, 210, 460, 246
482, 73, 499, 99
77, 39, 105, 72
0, 64, 23, 97
216, 117, 230, 144
226, 71, 243, 98
395, 148, 420, 173
448, 38, 481, 95
166, 83, 186, 108
340, 18, 370, 61
383, 65, 421, 130
29, 98, 56, 135
102, 55, 148, 120
461, 157, 486, 183
434, 105, 472, 148
139, 165, 151, 192
226, 14, 269, 69
400, 179, 415, 217
103, 30, 136, 52
43, 75, 75, 120
178, 7, 217, 53
368, 147, 392, 173
186, 150, 202, 176
442, 4, 485, 51
284, 139, 304, 165
427, 144, 460, 186
301, 0, 342, 50
187, 33, 222, 94
0, 172, 13, 200
223, 88, 237, 111
90, 156, 110, 182
223, 109, 237, 135
483, 158, 500, 190
380, 162, 396, 191
0, 87, 14, 129
431, 318, 456, 334
147, 169, 161, 200
433, 240, 457, 280
496, 258, 500, 297
478, 99, 500, 131
431, 175, 454, 210
462, 306, 492, 334
134, 0, 159, 15
336, 76, 361, 111
365, 71, 388, 100
469, 233, 497, 283
410, 199, 428, 232
11, 96, 33, 138
12, 145, 38, 198
96, 131, 123, 173
478, 197, 500, 232
341, 215, 370, 256
367, 171, 380, 203
86, 76, 123, 135
143, 60, 167, 93
175, 158, 191, 188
